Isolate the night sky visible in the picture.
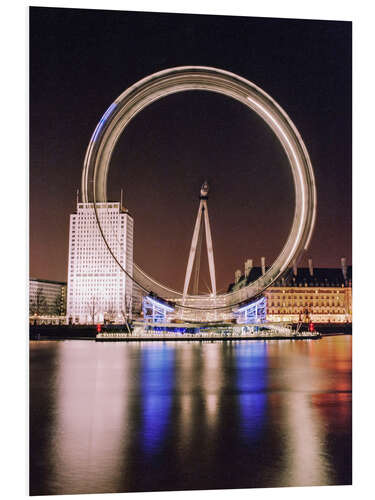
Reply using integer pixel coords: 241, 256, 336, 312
29, 7, 352, 293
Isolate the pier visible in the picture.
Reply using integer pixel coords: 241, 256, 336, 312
96, 322, 321, 341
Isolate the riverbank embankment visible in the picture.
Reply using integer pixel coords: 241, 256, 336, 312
29, 323, 352, 341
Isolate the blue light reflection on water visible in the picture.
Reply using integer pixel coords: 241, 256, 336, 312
234, 341, 268, 441
140, 344, 175, 455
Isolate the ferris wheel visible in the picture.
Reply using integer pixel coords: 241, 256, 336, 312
82, 66, 316, 321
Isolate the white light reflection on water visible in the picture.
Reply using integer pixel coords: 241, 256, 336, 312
52, 341, 133, 494
201, 341, 223, 429
175, 342, 196, 454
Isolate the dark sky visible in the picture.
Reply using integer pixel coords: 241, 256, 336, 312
29, 7, 352, 292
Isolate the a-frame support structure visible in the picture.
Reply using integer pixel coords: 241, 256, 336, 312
183, 181, 217, 300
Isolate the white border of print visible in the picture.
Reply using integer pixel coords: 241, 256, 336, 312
1, 1, 374, 499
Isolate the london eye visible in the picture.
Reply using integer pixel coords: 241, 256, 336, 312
82, 66, 317, 321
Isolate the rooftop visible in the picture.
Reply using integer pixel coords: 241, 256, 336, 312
30, 278, 67, 286
228, 266, 352, 293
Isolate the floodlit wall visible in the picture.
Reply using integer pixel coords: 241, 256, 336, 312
265, 286, 352, 323
66, 202, 133, 324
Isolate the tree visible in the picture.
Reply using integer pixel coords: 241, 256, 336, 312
87, 297, 98, 324
121, 293, 132, 323
30, 287, 48, 316
105, 302, 117, 323
51, 295, 62, 316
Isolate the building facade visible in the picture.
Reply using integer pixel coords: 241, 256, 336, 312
229, 259, 352, 323
67, 201, 134, 324
29, 278, 67, 318
265, 285, 352, 323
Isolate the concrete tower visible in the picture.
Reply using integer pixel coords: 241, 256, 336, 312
67, 200, 133, 324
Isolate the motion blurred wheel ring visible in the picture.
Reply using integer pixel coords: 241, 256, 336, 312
82, 66, 317, 310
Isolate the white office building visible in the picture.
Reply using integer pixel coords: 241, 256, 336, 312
67, 201, 134, 324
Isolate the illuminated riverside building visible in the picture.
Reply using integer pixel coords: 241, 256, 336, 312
29, 278, 67, 317
229, 258, 352, 323
67, 201, 133, 324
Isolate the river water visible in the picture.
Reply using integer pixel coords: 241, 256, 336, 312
29, 335, 352, 495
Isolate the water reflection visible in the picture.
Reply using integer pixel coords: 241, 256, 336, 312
30, 336, 352, 495
175, 343, 198, 455
201, 342, 223, 429
234, 341, 267, 441
140, 343, 175, 455
266, 338, 351, 487
50, 342, 136, 494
